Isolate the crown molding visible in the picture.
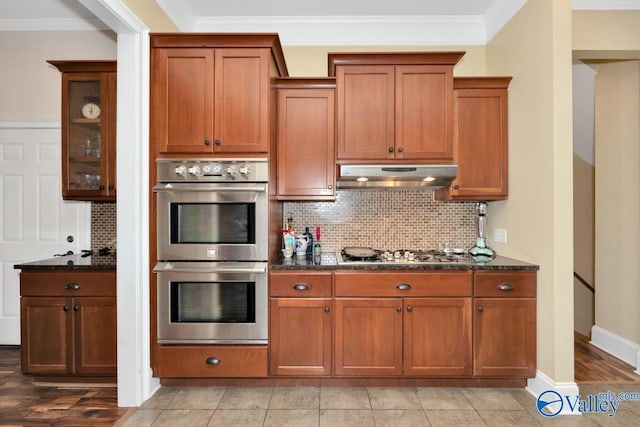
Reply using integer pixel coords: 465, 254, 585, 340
572, 0, 640, 9
0, 17, 107, 32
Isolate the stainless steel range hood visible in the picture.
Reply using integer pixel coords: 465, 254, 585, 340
337, 164, 457, 190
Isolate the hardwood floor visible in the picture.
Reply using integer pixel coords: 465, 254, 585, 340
0, 335, 637, 425
574, 332, 640, 383
0, 346, 129, 426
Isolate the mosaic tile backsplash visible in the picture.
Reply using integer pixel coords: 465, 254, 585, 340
91, 202, 116, 251
283, 189, 478, 252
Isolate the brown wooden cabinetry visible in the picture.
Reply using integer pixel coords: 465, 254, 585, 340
48, 61, 116, 201
275, 79, 336, 200
269, 271, 332, 376
20, 271, 116, 376
150, 34, 288, 155
436, 77, 511, 201
156, 345, 267, 378
333, 271, 472, 377
473, 270, 536, 377
329, 53, 463, 162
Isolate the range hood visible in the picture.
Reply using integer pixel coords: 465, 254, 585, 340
337, 164, 458, 190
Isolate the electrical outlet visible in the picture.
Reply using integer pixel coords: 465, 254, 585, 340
493, 228, 507, 244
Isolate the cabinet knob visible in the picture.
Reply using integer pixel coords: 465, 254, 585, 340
293, 283, 309, 291
63, 306, 70, 312
388, 147, 394, 153
397, 147, 404, 153
108, 185, 114, 190
328, 184, 333, 190
214, 139, 222, 145
99, 185, 105, 190
396, 283, 412, 291
497, 283, 515, 291
204, 139, 211, 145
324, 306, 330, 313
74, 306, 80, 311
407, 306, 413, 312
396, 306, 402, 313
478, 306, 484, 313
205, 357, 221, 365
65, 283, 80, 290
453, 184, 460, 190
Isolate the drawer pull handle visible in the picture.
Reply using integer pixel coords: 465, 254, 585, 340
65, 283, 80, 290
396, 283, 412, 291
293, 283, 309, 291
497, 283, 514, 291
205, 357, 221, 366
478, 306, 484, 313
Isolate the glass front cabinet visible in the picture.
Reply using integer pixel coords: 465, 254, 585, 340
48, 61, 116, 201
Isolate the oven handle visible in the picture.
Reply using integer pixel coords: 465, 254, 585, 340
153, 262, 267, 274
153, 183, 267, 193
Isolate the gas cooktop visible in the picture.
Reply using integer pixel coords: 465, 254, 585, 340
335, 248, 474, 265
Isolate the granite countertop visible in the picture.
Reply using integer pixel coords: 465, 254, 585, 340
270, 251, 539, 271
14, 253, 117, 271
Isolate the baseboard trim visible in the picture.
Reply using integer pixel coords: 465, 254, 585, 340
591, 325, 640, 372
527, 370, 580, 416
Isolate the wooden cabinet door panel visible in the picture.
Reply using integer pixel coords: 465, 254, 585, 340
395, 65, 453, 160
473, 298, 536, 377
21, 297, 72, 374
270, 298, 332, 376
152, 48, 214, 154
334, 298, 402, 376
277, 87, 335, 199
404, 298, 472, 376
74, 297, 117, 375
336, 66, 395, 160
214, 49, 269, 153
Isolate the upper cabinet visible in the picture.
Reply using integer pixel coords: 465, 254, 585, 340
275, 78, 336, 200
436, 77, 512, 201
150, 34, 288, 155
329, 52, 464, 163
48, 61, 116, 201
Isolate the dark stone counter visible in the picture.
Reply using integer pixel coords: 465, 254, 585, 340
14, 253, 116, 271
270, 252, 538, 271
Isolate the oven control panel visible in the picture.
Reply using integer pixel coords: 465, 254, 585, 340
157, 158, 268, 182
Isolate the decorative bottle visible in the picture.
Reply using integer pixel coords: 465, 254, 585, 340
304, 227, 314, 255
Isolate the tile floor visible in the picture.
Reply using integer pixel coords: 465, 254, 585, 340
118, 383, 640, 426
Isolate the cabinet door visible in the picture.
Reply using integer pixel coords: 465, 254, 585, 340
334, 298, 403, 376
62, 72, 114, 200
20, 297, 73, 374
395, 65, 453, 161
270, 298, 332, 376
151, 48, 215, 154
277, 87, 335, 199
336, 65, 395, 160
473, 298, 536, 377
404, 298, 472, 376
74, 297, 117, 375
213, 48, 270, 153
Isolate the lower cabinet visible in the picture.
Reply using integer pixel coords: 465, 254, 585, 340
473, 271, 537, 377
156, 345, 268, 377
20, 271, 116, 376
269, 271, 333, 376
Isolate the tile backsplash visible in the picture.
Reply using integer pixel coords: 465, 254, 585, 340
91, 202, 116, 250
283, 189, 478, 252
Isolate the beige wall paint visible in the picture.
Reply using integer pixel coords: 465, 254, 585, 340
122, 0, 177, 31
485, 0, 575, 382
594, 61, 640, 344
573, 10, 640, 53
0, 31, 116, 120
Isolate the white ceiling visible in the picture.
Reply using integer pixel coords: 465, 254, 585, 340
0, 0, 639, 45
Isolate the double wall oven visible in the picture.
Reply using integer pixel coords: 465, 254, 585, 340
153, 158, 269, 344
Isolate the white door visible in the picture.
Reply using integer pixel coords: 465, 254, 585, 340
0, 122, 90, 344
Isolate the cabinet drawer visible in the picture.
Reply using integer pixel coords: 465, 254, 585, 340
334, 271, 472, 297
156, 345, 267, 377
474, 271, 536, 298
270, 271, 332, 297
20, 271, 115, 297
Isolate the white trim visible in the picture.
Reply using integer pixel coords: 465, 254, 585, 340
527, 370, 581, 416
591, 325, 640, 373
572, 0, 640, 10
485, 0, 527, 42
0, 17, 107, 32
0, 120, 59, 129
194, 15, 486, 46
155, 0, 195, 31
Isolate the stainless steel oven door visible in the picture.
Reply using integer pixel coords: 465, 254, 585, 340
154, 182, 268, 261
154, 261, 268, 344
